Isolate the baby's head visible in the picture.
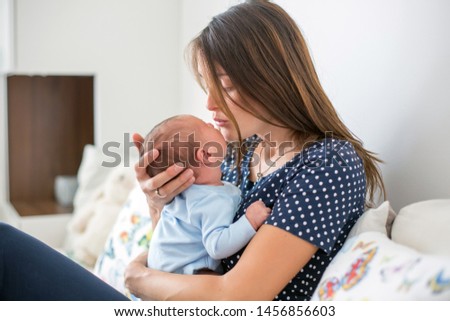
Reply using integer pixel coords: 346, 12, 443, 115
141, 115, 227, 186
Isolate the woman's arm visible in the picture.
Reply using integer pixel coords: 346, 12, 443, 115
132, 133, 195, 227
125, 224, 317, 300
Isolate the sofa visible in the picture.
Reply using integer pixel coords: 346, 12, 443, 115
62, 145, 450, 300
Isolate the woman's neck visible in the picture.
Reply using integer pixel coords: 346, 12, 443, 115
256, 126, 299, 156
249, 126, 303, 182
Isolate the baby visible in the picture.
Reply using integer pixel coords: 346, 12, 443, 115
141, 114, 270, 274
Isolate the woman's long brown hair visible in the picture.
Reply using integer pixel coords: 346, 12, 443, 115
187, 1, 385, 204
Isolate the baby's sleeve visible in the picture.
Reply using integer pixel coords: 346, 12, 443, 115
189, 193, 255, 260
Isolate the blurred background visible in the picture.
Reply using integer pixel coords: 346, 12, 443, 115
1, 0, 449, 214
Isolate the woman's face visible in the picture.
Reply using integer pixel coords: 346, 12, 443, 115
199, 63, 264, 142
192, 116, 228, 164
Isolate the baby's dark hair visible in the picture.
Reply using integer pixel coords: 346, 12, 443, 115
141, 115, 200, 177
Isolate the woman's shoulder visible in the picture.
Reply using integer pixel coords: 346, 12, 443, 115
287, 137, 361, 171
266, 138, 367, 252
300, 137, 360, 165
277, 137, 365, 188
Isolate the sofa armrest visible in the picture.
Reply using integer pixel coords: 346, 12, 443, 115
19, 213, 73, 249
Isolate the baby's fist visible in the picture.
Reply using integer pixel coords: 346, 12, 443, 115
245, 200, 271, 230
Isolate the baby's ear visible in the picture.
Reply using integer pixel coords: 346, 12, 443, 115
198, 145, 223, 169
195, 148, 209, 165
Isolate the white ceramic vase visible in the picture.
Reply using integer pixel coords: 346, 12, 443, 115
54, 175, 78, 207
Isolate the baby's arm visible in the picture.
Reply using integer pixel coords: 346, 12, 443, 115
198, 198, 271, 260
245, 200, 271, 230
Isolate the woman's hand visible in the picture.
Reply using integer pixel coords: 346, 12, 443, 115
124, 251, 152, 300
132, 133, 196, 226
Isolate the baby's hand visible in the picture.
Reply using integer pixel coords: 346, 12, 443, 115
245, 200, 271, 231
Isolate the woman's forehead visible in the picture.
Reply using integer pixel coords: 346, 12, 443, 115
215, 64, 227, 76
197, 57, 227, 78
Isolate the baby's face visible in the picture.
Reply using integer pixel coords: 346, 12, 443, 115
181, 115, 227, 163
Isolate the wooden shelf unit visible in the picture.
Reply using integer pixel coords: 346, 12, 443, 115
7, 75, 94, 216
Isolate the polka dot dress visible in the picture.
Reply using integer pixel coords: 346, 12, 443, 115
221, 135, 366, 300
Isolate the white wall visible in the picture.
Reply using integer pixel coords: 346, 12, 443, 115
179, 0, 232, 121
3, 0, 449, 214
276, 0, 450, 210
0, 75, 7, 204
179, 0, 450, 211
0, 0, 14, 205
14, 0, 181, 158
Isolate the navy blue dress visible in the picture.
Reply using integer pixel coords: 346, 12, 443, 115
221, 135, 366, 300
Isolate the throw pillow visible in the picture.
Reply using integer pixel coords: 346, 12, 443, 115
68, 166, 137, 267
347, 201, 396, 239
93, 186, 152, 299
73, 144, 115, 210
391, 199, 450, 257
311, 231, 450, 300
64, 145, 115, 253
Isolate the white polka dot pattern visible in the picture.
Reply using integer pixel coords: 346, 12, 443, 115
221, 136, 366, 300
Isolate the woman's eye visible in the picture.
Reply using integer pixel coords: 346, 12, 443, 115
222, 86, 234, 93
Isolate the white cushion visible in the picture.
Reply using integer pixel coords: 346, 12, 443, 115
63, 145, 115, 253
391, 199, 450, 257
312, 231, 450, 300
72, 145, 115, 211
68, 166, 137, 267
347, 201, 396, 238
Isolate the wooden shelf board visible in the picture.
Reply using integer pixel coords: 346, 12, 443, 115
11, 200, 73, 217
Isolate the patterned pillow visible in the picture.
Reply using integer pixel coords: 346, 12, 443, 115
93, 186, 152, 299
311, 231, 450, 300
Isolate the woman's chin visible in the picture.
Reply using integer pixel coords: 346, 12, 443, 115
220, 129, 237, 142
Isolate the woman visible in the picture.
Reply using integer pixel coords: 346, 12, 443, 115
125, 1, 384, 301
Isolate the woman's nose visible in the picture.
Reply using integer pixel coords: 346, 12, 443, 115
206, 93, 217, 111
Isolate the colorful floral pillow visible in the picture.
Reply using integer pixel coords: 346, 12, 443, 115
93, 186, 152, 299
311, 231, 450, 300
